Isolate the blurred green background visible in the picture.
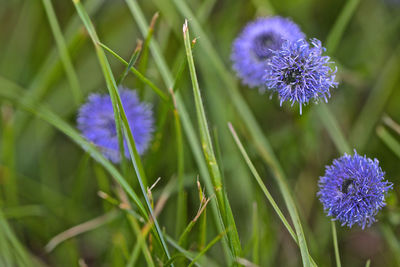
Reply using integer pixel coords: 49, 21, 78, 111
0, 0, 399, 266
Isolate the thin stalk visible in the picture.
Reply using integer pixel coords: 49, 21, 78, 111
331, 221, 341, 267
198, 202, 207, 250
228, 123, 296, 242
173, 104, 186, 238
252, 203, 259, 265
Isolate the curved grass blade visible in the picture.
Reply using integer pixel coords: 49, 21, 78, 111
0, 76, 147, 217
71, 0, 172, 262
183, 21, 242, 261
228, 123, 317, 266
228, 123, 296, 241
124, 0, 233, 263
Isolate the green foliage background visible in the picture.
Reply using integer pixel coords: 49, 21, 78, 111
0, 0, 399, 266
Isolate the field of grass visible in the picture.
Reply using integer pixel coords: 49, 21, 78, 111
0, 0, 400, 266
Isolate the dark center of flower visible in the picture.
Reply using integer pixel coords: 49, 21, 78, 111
341, 179, 355, 194
252, 32, 281, 60
283, 68, 302, 84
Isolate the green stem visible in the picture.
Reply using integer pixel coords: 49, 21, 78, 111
183, 21, 242, 261
331, 221, 341, 267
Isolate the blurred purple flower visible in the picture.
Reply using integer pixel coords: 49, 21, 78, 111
77, 88, 154, 163
318, 150, 393, 229
231, 16, 305, 90
265, 38, 338, 114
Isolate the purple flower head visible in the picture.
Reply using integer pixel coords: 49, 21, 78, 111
265, 38, 338, 114
317, 150, 393, 229
231, 16, 305, 89
77, 88, 154, 163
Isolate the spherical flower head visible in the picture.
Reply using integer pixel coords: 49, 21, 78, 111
317, 150, 393, 229
231, 16, 305, 89
77, 88, 154, 163
265, 38, 338, 114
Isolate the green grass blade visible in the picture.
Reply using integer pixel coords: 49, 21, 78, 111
3, 205, 45, 219
99, 42, 169, 102
0, 76, 148, 230
0, 105, 18, 206
183, 21, 242, 261
14, 0, 104, 135
380, 224, 400, 266
331, 221, 341, 267
187, 231, 226, 267
71, 0, 172, 261
165, 235, 202, 267
41, 0, 82, 105
383, 115, 400, 136
137, 12, 158, 91
350, 44, 400, 149
124, 0, 233, 263
365, 259, 371, 267
251, 203, 259, 265
171, 1, 312, 265
376, 126, 400, 159
173, 104, 186, 238
117, 41, 142, 86
0, 210, 34, 267
126, 215, 155, 267
228, 123, 297, 242
314, 0, 361, 154
317, 104, 351, 154
325, 0, 361, 54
